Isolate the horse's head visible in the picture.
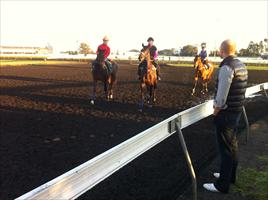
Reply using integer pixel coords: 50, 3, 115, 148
139, 44, 150, 62
193, 55, 201, 69
96, 49, 105, 64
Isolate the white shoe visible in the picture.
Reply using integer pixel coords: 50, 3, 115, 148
203, 183, 219, 192
213, 173, 220, 179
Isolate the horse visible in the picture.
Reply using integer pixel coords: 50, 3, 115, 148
138, 44, 158, 112
192, 55, 214, 95
90, 50, 118, 105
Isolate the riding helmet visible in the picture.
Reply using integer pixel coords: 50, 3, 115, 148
147, 37, 154, 42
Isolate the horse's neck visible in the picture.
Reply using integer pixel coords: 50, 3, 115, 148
198, 61, 205, 71
144, 50, 151, 68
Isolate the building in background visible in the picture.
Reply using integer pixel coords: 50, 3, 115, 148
0, 46, 52, 55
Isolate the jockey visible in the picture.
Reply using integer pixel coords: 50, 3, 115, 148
95, 36, 113, 73
138, 37, 161, 80
199, 43, 210, 69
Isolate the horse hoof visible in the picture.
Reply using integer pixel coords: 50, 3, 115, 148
90, 100, 95, 105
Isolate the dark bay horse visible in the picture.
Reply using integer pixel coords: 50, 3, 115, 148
90, 50, 118, 104
138, 45, 158, 112
192, 55, 214, 95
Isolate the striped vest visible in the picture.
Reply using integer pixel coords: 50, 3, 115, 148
216, 56, 248, 112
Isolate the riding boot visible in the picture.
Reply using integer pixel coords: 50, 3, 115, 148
108, 62, 112, 74
105, 60, 112, 74
92, 60, 97, 71
204, 60, 209, 69
156, 69, 161, 80
137, 63, 142, 80
154, 61, 161, 81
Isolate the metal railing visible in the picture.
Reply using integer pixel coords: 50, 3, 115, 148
16, 82, 268, 200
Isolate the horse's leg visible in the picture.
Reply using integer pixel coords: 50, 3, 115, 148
91, 80, 97, 105
192, 77, 198, 95
104, 81, 108, 100
201, 80, 205, 94
109, 82, 113, 100
153, 84, 157, 103
139, 82, 145, 112
108, 79, 113, 101
148, 85, 153, 107
205, 79, 208, 93
109, 77, 114, 100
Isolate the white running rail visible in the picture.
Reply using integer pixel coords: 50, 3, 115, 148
16, 82, 268, 200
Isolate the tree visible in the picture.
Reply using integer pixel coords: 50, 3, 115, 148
238, 48, 250, 57
129, 49, 140, 52
247, 41, 260, 57
158, 49, 174, 56
79, 43, 92, 56
262, 38, 268, 53
209, 50, 220, 57
180, 45, 198, 56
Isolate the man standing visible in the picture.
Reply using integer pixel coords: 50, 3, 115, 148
203, 39, 248, 193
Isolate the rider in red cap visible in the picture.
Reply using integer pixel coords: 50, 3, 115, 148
94, 36, 113, 73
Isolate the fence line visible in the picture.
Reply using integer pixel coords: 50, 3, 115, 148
16, 82, 268, 200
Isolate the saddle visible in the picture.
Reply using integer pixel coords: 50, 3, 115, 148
104, 60, 113, 74
140, 61, 156, 79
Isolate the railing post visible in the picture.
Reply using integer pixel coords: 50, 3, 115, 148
175, 122, 197, 200
242, 106, 249, 144
261, 84, 268, 98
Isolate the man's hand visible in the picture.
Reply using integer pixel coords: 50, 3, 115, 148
213, 107, 221, 116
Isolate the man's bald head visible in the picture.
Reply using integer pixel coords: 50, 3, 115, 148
220, 39, 236, 57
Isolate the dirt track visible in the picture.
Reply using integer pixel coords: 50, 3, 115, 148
0, 61, 267, 200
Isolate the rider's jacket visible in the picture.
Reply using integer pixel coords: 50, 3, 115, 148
143, 45, 158, 60
96, 44, 110, 59
199, 50, 207, 61
215, 56, 248, 112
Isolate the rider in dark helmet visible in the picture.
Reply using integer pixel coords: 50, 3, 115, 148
199, 43, 210, 69
138, 37, 161, 80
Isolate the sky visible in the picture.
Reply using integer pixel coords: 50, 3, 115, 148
0, 0, 268, 53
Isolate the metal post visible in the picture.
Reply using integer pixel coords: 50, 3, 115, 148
261, 84, 268, 98
242, 106, 249, 144
175, 122, 197, 200
264, 89, 268, 98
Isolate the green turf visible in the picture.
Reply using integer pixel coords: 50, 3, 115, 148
257, 154, 268, 162
166, 63, 268, 70
234, 168, 268, 200
232, 153, 268, 200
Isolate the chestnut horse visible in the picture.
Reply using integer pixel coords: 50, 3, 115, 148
192, 55, 214, 95
138, 44, 158, 111
90, 50, 118, 104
